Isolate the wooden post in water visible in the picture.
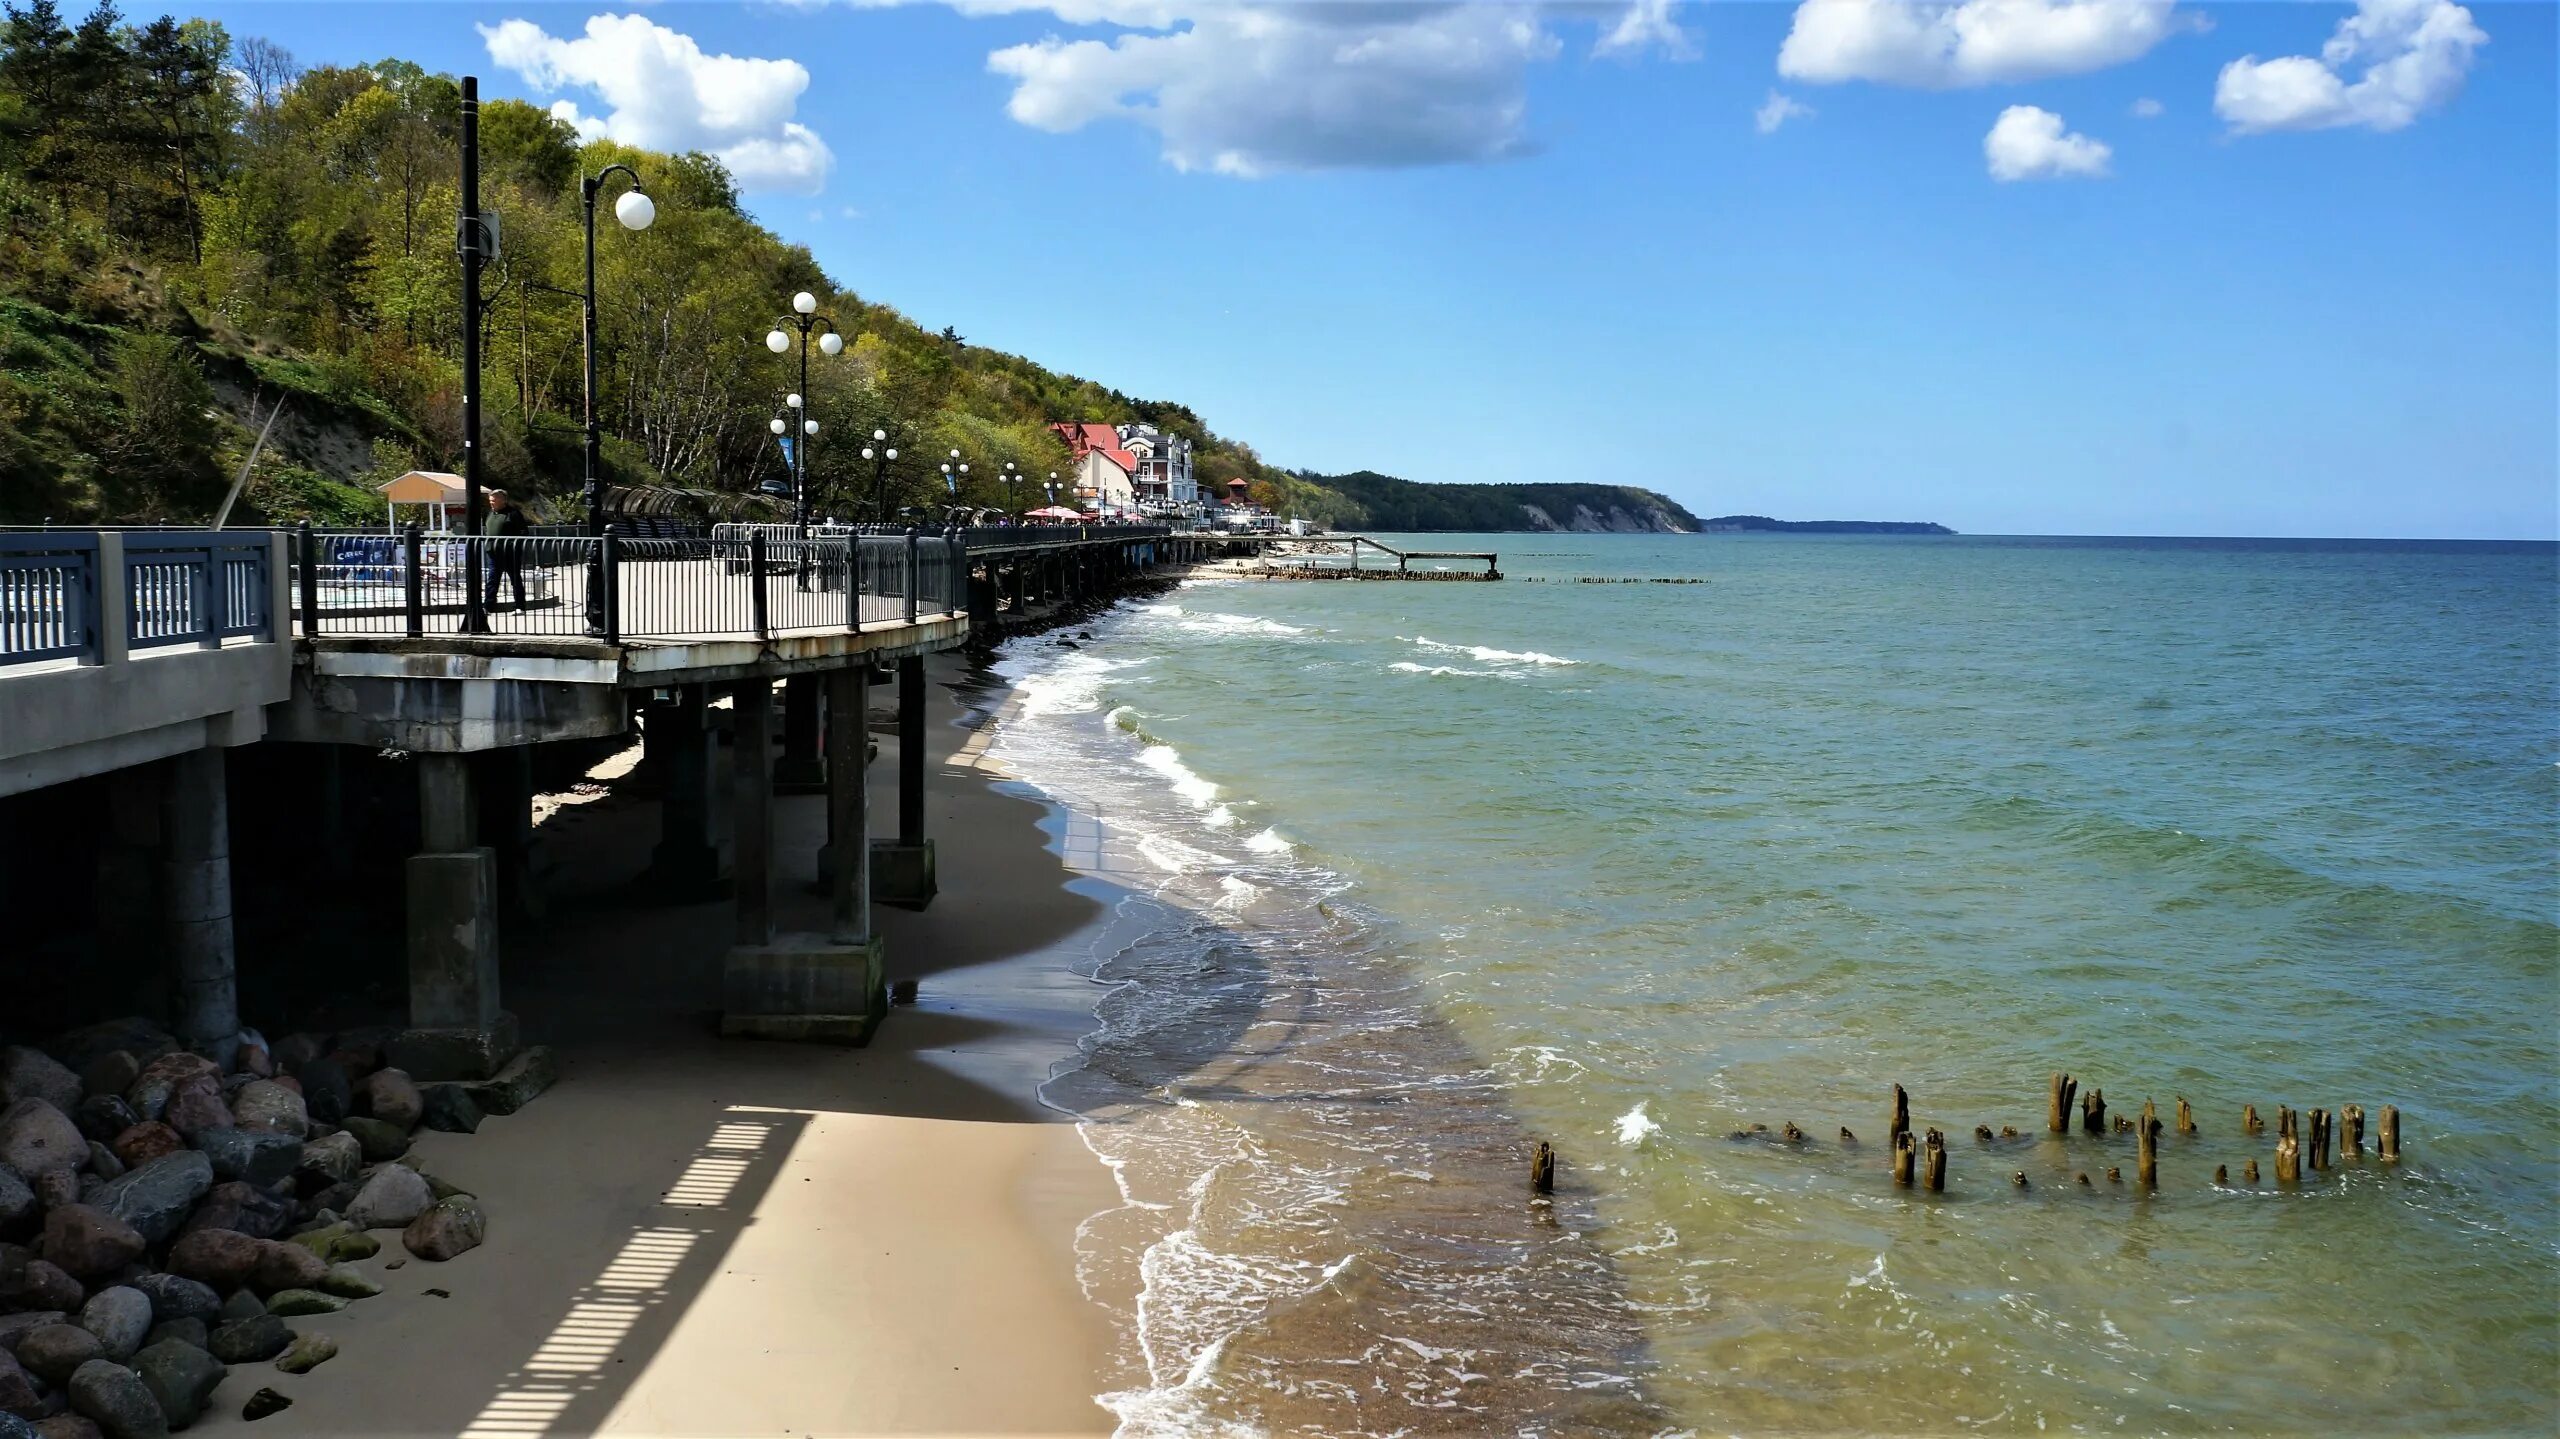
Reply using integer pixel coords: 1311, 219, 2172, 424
2378, 1105, 2401, 1161
2049, 1073, 2077, 1133
1530, 1141, 1556, 1195
1892, 1131, 1917, 1187
1974, 1125, 1995, 1143
2243, 1104, 2263, 1135
2214, 1164, 2228, 1185
2082, 1088, 2108, 1135
1924, 1129, 1946, 1192
2275, 1106, 2301, 1184
2137, 1099, 2161, 1189
1890, 1085, 1910, 1147
2243, 1159, 2259, 1184
2176, 1097, 2195, 1135
2308, 1108, 2332, 1171
2342, 1104, 2365, 1160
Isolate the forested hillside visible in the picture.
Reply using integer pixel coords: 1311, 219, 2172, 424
1302, 470, 1698, 533
0, 4, 1375, 527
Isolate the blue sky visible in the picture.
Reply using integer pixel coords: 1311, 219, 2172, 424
181, 2, 2555, 538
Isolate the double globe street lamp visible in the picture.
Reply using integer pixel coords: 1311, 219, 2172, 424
580, 162, 652, 633
764, 292, 842, 530
860, 428, 897, 521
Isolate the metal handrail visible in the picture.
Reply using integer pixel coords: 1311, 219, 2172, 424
1, 530, 282, 667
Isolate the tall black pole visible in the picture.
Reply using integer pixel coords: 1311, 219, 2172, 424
796, 323, 810, 533
460, 76, 486, 633
580, 175, 603, 634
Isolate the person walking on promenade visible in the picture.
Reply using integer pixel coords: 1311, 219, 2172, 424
483, 489, 529, 611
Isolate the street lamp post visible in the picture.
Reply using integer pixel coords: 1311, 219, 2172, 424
581, 162, 653, 633
859, 428, 897, 523
764, 292, 843, 533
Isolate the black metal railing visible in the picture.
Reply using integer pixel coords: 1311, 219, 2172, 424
123, 533, 271, 649
1, 530, 281, 668
292, 525, 966, 644
0, 532, 98, 663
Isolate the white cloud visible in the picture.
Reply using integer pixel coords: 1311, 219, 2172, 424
984, 4, 1564, 176
1755, 89, 1816, 133
1984, 104, 2111, 179
2130, 95, 2162, 117
480, 14, 835, 193
1778, 0, 2194, 88
2214, 0, 2485, 134
1596, 0, 1698, 61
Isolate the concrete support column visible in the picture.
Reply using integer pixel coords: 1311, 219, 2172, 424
826, 667, 871, 942
872, 655, 937, 908
161, 749, 237, 1066
731, 678, 775, 949
396, 751, 514, 1079
646, 686, 730, 897
776, 674, 825, 791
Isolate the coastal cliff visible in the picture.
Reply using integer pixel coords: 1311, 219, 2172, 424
1291, 469, 1697, 533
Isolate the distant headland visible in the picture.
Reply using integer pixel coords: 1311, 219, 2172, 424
1700, 515, 1957, 536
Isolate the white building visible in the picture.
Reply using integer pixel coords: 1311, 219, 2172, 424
1074, 447, 1136, 512
1118, 424, 1197, 509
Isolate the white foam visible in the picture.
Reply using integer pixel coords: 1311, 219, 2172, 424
1405, 635, 1577, 666
1242, 827, 1292, 855
1178, 611, 1308, 638
1614, 1102, 1663, 1148
1389, 661, 1509, 679
1203, 804, 1239, 829
1136, 745, 1219, 807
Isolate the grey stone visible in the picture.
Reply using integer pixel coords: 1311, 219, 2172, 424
283, 1061, 347, 1128
127, 1277, 216, 1327
0, 1173, 33, 1233
73, 1290, 147, 1364
0, 1313, 63, 1356
0, 1104, 85, 1181
271, 1332, 333, 1376
222, 1086, 303, 1142
118, 1058, 213, 1129
342, 1168, 431, 1231
311, 1267, 377, 1301
138, 1320, 202, 1354
289, 1134, 357, 1193
0, 1056, 81, 1120
0, 1348, 37, 1420
154, 1084, 226, 1147
334, 1118, 405, 1164
238, 1387, 289, 1421
37, 1210, 141, 1282
64, 1359, 164, 1439
358, 1071, 421, 1133
189, 1133, 298, 1192
78, 1149, 117, 1186
179, 1185, 292, 1243
415, 1086, 481, 1135
212, 1294, 260, 1326
205, 1316, 288, 1365
130, 1341, 224, 1430
91, 1156, 211, 1248
66, 1103, 132, 1152
13, 1325, 101, 1385
0, 1411, 37, 1439
401, 1197, 485, 1263
28, 1176, 73, 1214
35, 1415, 105, 1439
258, 1291, 340, 1318
0, 1257, 81, 1315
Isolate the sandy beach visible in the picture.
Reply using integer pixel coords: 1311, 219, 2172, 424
190, 656, 1125, 1439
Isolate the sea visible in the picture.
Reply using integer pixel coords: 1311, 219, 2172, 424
984, 533, 2559, 1437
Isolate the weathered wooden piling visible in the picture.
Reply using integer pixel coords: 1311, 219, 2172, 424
1892, 1130, 1917, 1187
2342, 1104, 2365, 1159
2308, 1108, 2332, 1171
1840, 1127, 1857, 1143
2176, 1096, 2195, 1135
2013, 1171, 2030, 1188
2275, 1106, 2301, 1184
2137, 1099, 2161, 1189
1924, 1129, 1947, 1192
2082, 1088, 2108, 1135
1891, 1084, 1910, 1146
1531, 1141, 1556, 1195
2049, 1073, 2078, 1133
1974, 1125, 1995, 1143
2379, 1105, 2400, 1161
2214, 1164, 2229, 1186
2242, 1159, 2259, 1184
2001, 1125, 2019, 1138
2243, 1104, 2263, 1135
2106, 1166, 2121, 1183
2077, 1172, 2092, 1186
2112, 1114, 2133, 1134
1782, 1121, 1806, 1144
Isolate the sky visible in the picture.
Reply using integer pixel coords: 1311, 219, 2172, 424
174, 1, 2556, 538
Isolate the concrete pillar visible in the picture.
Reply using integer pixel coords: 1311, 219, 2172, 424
873, 655, 936, 908
396, 751, 515, 1079
776, 674, 825, 790
826, 667, 871, 942
731, 678, 775, 949
161, 750, 237, 1066
646, 686, 730, 897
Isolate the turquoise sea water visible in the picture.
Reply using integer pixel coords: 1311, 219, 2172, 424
996, 534, 2558, 1436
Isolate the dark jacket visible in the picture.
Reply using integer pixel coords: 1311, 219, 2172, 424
487, 505, 527, 537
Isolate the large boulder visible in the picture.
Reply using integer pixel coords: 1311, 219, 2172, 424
401, 1196, 485, 1263
13, 1324, 101, 1385
224, 1085, 304, 1141
36, 1210, 141, 1282
130, 1340, 224, 1430
204, 1316, 287, 1365
119, 1058, 213, 1128
155, 1082, 227, 1147
285, 1060, 349, 1128
0, 1055, 81, 1119
342, 1167, 431, 1231
416, 1086, 481, 1135
159, 1232, 259, 1294
73, 1290, 147, 1365
247, 1242, 325, 1296
191, 1132, 298, 1191
177, 1184, 292, 1242
0, 1103, 84, 1181
91, 1154, 211, 1248
358, 1071, 421, 1132
101, 1128, 176, 1175
291, 1134, 359, 1194
0, 1347, 36, 1420
0, 1311, 61, 1355
271, 1332, 334, 1376
128, 1277, 217, 1329
335, 1118, 405, 1164
140, 1319, 203, 1354
65, 1358, 165, 1439
0, 1256, 81, 1315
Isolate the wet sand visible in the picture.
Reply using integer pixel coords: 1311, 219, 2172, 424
193, 657, 1122, 1438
